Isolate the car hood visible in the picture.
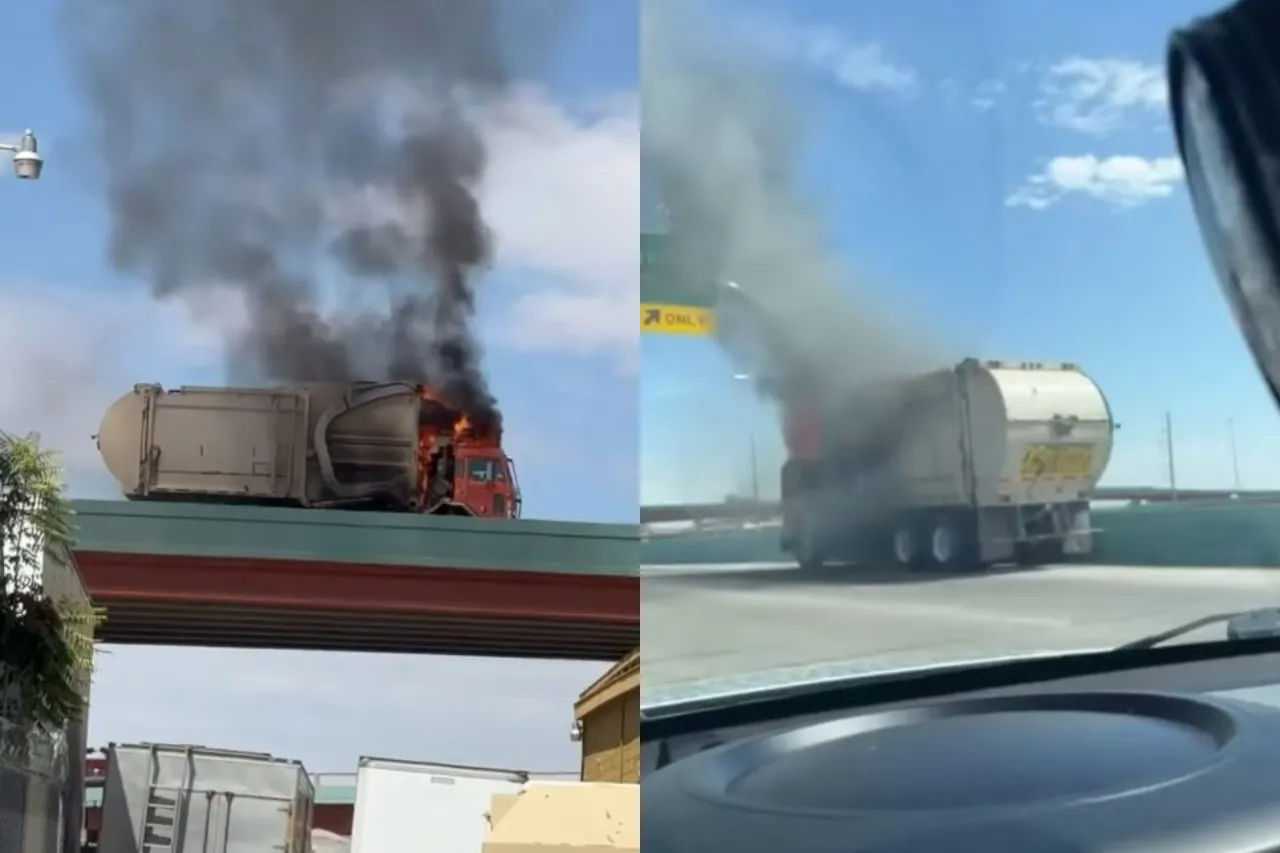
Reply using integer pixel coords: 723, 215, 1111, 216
641, 647, 1108, 714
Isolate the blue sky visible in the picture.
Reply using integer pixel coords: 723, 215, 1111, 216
641, 0, 1274, 505
1, 1, 635, 778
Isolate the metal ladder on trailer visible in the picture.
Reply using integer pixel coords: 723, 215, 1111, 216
1014, 503, 1060, 544
138, 744, 194, 853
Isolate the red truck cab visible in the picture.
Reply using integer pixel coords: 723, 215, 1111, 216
451, 446, 522, 518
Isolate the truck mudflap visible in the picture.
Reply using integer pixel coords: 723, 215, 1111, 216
1061, 529, 1098, 557
1011, 501, 1096, 545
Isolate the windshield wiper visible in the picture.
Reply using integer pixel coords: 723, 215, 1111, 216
1116, 608, 1280, 651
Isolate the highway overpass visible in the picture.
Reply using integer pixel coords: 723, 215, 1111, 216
72, 500, 639, 661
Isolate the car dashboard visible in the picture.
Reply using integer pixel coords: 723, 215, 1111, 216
640, 646, 1280, 853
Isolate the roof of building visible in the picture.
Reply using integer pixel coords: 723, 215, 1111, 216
574, 648, 640, 720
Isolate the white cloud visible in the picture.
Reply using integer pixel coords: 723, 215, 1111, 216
735, 17, 916, 94
479, 88, 639, 365
1034, 58, 1167, 135
971, 79, 1007, 113
800, 32, 916, 92
502, 290, 636, 364
936, 77, 1007, 114
1006, 154, 1184, 210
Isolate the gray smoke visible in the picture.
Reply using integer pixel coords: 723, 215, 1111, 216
60, 0, 571, 431
642, 0, 949, 450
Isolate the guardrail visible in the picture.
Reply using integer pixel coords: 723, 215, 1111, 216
641, 501, 1280, 568
639, 487, 1280, 524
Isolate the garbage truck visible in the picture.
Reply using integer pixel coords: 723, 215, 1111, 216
779, 359, 1115, 572
95, 381, 522, 518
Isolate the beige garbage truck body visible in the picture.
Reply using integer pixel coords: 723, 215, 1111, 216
96, 382, 521, 518
780, 359, 1115, 572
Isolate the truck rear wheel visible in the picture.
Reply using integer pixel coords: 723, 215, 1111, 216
926, 516, 978, 573
1016, 538, 1064, 566
794, 521, 828, 574
891, 523, 924, 571
796, 538, 827, 574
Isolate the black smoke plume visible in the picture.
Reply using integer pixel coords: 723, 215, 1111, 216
642, 0, 952, 456
60, 0, 570, 431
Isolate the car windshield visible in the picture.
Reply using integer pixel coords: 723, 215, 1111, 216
640, 0, 1280, 708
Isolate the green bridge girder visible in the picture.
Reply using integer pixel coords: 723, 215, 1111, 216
71, 499, 639, 577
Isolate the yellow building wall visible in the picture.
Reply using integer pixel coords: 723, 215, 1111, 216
577, 656, 640, 784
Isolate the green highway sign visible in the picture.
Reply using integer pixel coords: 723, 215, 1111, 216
640, 232, 717, 308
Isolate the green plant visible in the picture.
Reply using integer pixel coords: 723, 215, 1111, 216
0, 431, 95, 733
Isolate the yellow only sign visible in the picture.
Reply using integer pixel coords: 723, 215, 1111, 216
640, 303, 716, 335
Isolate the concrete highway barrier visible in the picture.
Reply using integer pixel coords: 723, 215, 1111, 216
639, 503, 1280, 568
1094, 503, 1280, 566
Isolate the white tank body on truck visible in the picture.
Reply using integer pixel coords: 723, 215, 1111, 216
95, 382, 522, 518
780, 358, 1115, 573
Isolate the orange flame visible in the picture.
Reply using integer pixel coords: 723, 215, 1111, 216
414, 385, 501, 509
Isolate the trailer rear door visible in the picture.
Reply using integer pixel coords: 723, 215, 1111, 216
140, 387, 306, 500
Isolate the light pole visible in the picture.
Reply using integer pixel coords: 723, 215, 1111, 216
1229, 417, 1241, 491
1, 130, 43, 180
733, 372, 761, 521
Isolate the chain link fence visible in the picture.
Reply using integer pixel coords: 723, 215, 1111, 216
0, 715, 68, 853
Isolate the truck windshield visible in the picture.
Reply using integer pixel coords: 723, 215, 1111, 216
466, 459, 497, 482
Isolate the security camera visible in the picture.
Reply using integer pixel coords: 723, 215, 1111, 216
11, 130, 41, 180
12, 150, 41, 180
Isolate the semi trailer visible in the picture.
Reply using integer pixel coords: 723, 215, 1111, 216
95, 382, 521, 518
94, 742, 314, 853
779, 359, 1114, 572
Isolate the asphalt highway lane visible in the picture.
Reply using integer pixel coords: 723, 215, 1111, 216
640, 562, 1280, 702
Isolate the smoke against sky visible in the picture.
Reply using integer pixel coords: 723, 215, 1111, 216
59, 0, 577, 428
0, 84, 639, 517
642, 0, 951, 449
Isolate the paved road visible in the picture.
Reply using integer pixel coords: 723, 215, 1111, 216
641, 562, 1280, 703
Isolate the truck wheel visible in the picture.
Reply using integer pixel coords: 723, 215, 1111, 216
891, 524, 921, 570
796, 540, 827, 574
927, 517, 976, 573
795, 524, 827, 574
1016, 539, 1063, 566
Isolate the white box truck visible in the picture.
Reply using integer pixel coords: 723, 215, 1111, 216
96, 742, 313, 853
780, 358, 1115, 572
349, 758, 528, 853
